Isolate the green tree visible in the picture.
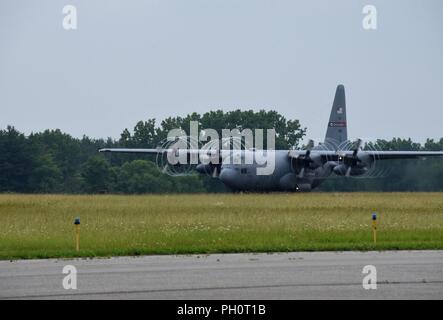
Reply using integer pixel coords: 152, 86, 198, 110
28, 153, 62, 193
0, 126, 33, 192
81, 156, 115, 193
116, 160, 172, 194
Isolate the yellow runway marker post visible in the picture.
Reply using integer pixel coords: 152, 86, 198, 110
74, 217, 80, 252
372, 212, 377, 245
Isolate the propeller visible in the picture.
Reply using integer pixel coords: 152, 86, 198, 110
196, 143, 222, 177
297, 140, 320, 178
334, 139, 370, 177
345, 139, 363, 176
196, 163, 221, 177
212, 166, 219, 178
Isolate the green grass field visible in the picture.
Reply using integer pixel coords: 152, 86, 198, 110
1, 193, 443, 260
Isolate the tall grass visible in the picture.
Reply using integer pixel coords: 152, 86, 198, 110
1, 193, 442, 260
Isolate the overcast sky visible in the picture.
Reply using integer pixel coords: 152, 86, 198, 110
1, 0, 442, 143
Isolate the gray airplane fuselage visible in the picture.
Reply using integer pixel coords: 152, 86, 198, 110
217, 150, 331, 192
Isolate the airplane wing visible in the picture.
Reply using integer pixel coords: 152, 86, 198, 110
99, 148, 221, 156
101, 148, 443, 160
357, 151, 443, 160
288, 149, 443, 177
288, 150, 443, 161
99, 148, 221, 164
99, 148, 171, 154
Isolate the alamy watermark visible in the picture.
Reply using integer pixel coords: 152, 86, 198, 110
62, 5, 77, 30
362, 265, 377, 290
62, 265, 77, 290
362, 5, 377, 30
162, 121, 276, 176
61, 5, 378, 32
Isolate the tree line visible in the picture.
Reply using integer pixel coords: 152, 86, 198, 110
1, 109, 442, 193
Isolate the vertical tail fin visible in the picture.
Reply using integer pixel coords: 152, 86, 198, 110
324, 84, 347, 149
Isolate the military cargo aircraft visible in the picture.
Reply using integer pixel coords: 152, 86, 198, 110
100, 85, 443, 192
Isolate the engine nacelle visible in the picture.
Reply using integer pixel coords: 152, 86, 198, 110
333, 164, 368, 176
348, 167, 368, 176
333, 164, 347, 176
196, 164, 213, 174
196, 163, 221, 177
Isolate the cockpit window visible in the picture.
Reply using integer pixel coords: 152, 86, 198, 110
240, 168, 248, 174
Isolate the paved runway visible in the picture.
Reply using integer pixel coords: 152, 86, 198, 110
1, 251, 442, 299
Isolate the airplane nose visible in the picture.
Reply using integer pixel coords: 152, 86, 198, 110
219, 168, 237, 186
